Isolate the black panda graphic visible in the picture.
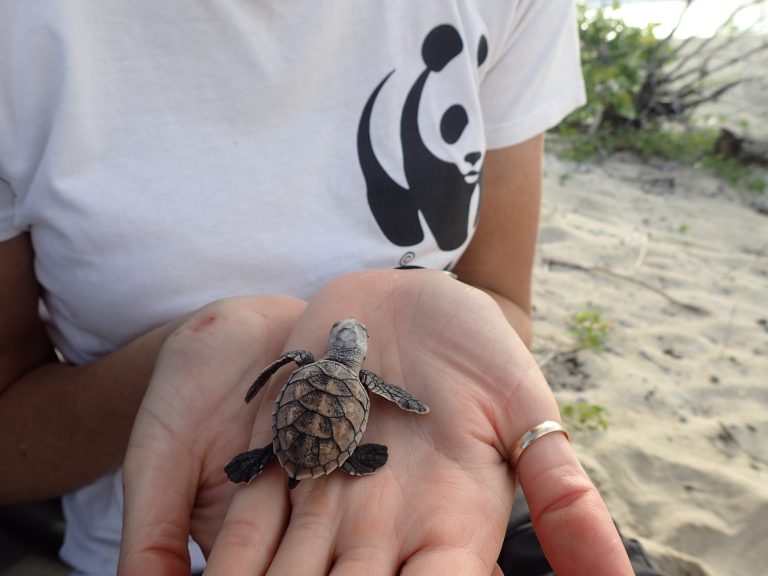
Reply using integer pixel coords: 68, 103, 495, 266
357, 24, 489, 252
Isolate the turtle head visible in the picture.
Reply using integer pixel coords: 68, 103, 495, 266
327, 317, 368, 368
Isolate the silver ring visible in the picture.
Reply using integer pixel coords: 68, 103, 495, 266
511, 420, 569, 467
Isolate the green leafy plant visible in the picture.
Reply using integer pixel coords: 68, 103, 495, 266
563, 2, 670, 133
569, 310, 611, 351
561, 401, 609, 430
554, 1, 768, 192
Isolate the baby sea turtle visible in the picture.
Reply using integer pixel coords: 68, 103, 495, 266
225, 317, 429, 489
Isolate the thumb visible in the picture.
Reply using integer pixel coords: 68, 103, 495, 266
517, 433, 633, 576
118, 425, 197, 575
118, 297, 306, 575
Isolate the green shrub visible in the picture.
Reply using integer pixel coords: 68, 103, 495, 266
566, 2, 670, 132
561, 401, 609, 430
569, 309, 611, 352
554, 1, 767, 193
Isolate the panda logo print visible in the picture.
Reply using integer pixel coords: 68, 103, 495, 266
357, 24, 489, 253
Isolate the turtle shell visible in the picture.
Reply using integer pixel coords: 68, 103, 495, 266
271, 359, 370, 480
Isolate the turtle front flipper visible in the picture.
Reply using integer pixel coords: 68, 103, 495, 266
224, 444, 274, 484
245, 350, 315, 402
360, 370, 429, 413
341, 443, 388, 476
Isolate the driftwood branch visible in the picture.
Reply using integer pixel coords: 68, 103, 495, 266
654, 0, 696, 68
595, 0, 768, 130
676, 79, 744, 110
715, 129, 768, 165
655, 0, 750, 84
667, 38, 768, 86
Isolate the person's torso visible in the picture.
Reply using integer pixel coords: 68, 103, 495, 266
0, 1, 510, 364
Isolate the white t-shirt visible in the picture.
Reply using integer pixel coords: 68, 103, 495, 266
0, 1, 585, 573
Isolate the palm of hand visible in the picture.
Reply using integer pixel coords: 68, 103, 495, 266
205, 271, 540, 574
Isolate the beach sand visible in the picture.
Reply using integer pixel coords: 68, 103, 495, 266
530, 29, 768, 575
536, 143, 767, 575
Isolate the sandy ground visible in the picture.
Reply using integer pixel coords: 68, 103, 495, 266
530, 32, 768, 576
535, 144, 768, 576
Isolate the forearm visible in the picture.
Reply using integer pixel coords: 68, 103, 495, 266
0, 321, 174, 504
452, 137, 543, 349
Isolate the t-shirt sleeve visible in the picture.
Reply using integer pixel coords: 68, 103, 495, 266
481, 0, 586, 149
0, 177, 22, 241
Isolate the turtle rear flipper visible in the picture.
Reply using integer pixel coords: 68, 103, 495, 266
360, 370, 429, 413
224, 444, 274, 484
341, 443, 388, 476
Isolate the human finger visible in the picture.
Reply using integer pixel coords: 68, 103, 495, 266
264, 481, 341, 575
328, 545, 400, 576
202, 463, 290, 575
118, 334, 210, 576
400, 547, 496, 576
517, 433, 634, 576
119, 420, 197, 575
327, 486, 401, 576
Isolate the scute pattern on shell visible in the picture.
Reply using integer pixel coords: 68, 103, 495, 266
271, 361, 370, 479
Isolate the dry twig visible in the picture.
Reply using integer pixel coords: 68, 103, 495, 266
543, 258, 710, 316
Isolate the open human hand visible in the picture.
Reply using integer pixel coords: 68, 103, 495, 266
200, 270, 633, 575
117, 271, 632, 576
